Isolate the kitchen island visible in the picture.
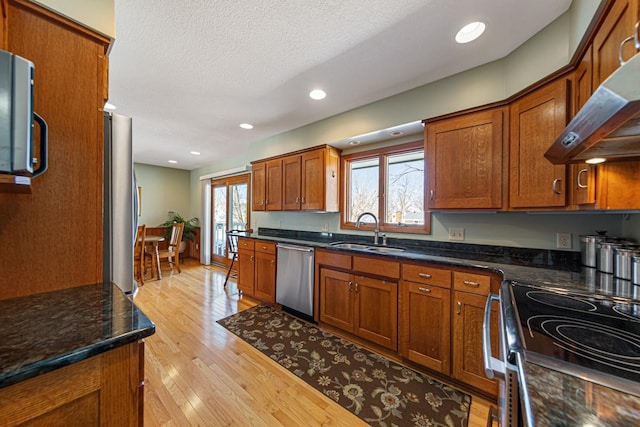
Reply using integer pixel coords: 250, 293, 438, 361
0, 282, 155, 425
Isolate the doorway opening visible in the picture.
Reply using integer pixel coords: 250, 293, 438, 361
210, 174, 250, 267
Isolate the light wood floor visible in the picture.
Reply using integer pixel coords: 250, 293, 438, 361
135, 259, 495, 426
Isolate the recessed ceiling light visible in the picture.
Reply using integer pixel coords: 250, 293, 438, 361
309, 89, 326, 100
585, 157, 606, 164
168, 160, 178, 164
190, 151, 201, 156
455, 21, 485, 44
240, 123, 253, 129
348, 140, 360, 146
104, 102, 116, 110
390, 131, 404, 137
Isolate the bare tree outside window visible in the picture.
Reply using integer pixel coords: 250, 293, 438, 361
386, 152, 424, 225
349, 158, 379, 222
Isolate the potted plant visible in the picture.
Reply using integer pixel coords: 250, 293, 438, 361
159, 211, 199, 253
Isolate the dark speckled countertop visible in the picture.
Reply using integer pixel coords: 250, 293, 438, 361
249, 228, 640, 425
0, 282, 155, 388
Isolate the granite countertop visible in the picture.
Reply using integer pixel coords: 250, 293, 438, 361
0, 282, 155, 388
246, 228, 640, 425
246, 228, 634, 300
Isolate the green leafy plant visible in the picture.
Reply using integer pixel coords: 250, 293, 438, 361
159, 211, 199, 242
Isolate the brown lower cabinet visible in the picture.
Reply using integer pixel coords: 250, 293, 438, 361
0, 341, 144, 426
318, 253, 399, 351
237, 238, 277, 303
317, 249, 501, 397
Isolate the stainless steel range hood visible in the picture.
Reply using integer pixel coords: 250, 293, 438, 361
545, 47, 640, 164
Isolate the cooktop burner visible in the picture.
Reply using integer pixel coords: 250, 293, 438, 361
510, 283, 640, 392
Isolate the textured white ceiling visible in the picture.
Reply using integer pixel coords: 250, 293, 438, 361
108, 0, 572, 170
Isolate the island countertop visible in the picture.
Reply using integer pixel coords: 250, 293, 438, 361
0, 282, 155, 388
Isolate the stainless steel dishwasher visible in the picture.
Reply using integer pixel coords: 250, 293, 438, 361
276, 243, 315, 319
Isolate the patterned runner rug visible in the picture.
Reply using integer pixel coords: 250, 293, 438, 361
218, 305, 471, 427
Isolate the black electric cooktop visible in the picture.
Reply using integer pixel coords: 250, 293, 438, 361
509, 282, 640, 395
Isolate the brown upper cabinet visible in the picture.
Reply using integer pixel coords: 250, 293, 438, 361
251, 158, 282, 211
425, 108, 506, 210
252, 145, 340, 212
509, 78, 569, 209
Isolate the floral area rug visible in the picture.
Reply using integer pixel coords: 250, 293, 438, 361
217, 305, 471, 427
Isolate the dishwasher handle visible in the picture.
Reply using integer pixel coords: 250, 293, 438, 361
483, 293, 505, 380
277, 244, 314, 253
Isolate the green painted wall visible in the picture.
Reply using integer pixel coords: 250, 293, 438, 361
134, 163, 191, 227
163, 0, 637, 250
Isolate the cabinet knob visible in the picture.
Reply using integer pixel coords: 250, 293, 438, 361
418, 287, 431, 293
418, 273, 432, 279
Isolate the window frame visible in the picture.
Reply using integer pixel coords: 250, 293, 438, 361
340, 140, 430, 235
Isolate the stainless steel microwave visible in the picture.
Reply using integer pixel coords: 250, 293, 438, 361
0, 49, 47, 177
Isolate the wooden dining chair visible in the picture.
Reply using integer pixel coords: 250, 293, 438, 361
134, 224, 146, 286
157, 222, 184, 273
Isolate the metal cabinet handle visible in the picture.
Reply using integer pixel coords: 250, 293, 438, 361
577, 168, 588, 189
418, 287, 431, 293
618, 22, 639, 66
301, 197, 305, 204
296, 197, 299, 203
270, 260, 274, 265
463, 280, 480, 287
483, 293, 505, 380
250, 255, 254, 262
355, 282, 359, 292
429, 190, 434, 200
418, 273, 432, 279
552, 178, 562, 194
456, 301, 462, 314
348, 281, 352, 292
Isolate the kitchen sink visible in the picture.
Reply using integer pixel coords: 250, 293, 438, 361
365, 246, 406, 253
329, 242, 371, 249
329, 242, 406, 253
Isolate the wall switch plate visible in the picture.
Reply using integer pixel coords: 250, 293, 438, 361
321, 223, 329, 232
448, 227, 464, 241
556, 232, 572, 249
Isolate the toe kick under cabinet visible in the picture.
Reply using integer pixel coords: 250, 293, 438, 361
316, 248, 501, 397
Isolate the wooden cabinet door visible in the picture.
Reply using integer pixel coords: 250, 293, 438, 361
251, 162, 266, 211
319, 268, 354, 333
282, 155, 301, 210
452, 291, 498, 396
265, 159, 282, 210
353, 275, 398, 350
598, 161, 640, 209
426, 108, 505, 209
301, 148, 325, 210
509, 78, 568, 208
254, 250, 276, 303
399, 281, 450, 373
237, 248, 255, 295
572, 45, 597, 206
593, 0, 639, 86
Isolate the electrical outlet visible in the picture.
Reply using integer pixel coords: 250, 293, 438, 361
448, 227, 464, 241
556, 232, 572, 249
321, 223, 329, 232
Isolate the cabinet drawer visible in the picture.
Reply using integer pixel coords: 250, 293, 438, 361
401, 263, 451, 288
353, 255, 400, 279
453, 271, 491, 295
237, 238, 255, 250
256, 240, 276, 254
316, 249, 352, 270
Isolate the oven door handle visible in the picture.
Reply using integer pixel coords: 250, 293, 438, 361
483, 293, 506, 380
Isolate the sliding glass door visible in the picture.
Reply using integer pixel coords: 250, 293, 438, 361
210, 174, 250, 266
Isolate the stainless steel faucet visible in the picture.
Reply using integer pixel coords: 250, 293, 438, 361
355, 212, 380, 245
